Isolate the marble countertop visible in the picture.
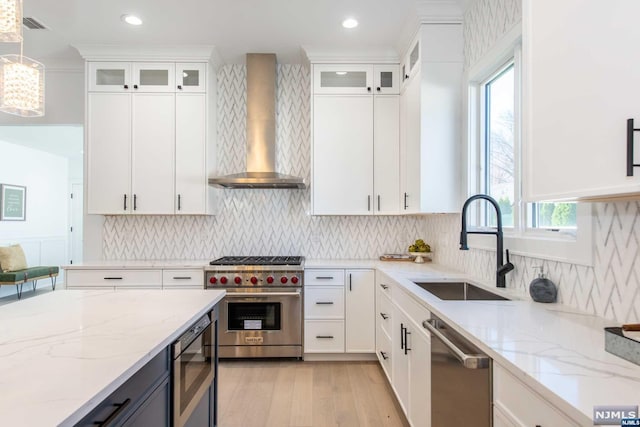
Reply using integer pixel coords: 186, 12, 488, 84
370, 261, 640, 426
0, 289, 225, 427
63, 259, 211, 269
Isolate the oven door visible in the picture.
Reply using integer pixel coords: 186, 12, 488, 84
220, 287, 302, 348
173, 314, 214, 427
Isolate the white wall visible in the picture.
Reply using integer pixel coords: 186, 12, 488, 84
0, 141, 69, 297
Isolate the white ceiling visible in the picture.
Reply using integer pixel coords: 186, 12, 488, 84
0, 0, 465, 65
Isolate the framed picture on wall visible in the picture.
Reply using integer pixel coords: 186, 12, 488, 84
0, 184, 26, 221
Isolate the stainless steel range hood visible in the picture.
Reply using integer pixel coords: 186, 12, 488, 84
209, 54, 306, 189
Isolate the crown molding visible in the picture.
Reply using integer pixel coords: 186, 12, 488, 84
302, 46, 400, 64
72, 44, 222, 68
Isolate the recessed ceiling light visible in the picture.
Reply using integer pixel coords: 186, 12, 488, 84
121, 14, 143, 26
342, 18, 358, 29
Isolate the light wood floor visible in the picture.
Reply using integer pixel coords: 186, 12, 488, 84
217, 360, 409, 427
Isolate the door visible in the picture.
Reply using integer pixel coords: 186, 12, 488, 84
374, 95, 400, 214
313, 95, 374, 215
132, 93, 175, 214
313, 64, 374, 95
524, 0, 640, 200
69, 183, 83, 265
373, 65, 400, 95
400, 73, 421, 213
392, 307, 410, 414
345, 270, 375, 352
409, 327, 430, 427
88, 62, 132, 92
176, 94, 207, 214
87, 92, 132, 214
132, 63, 175, 92
176, 63, 207, 93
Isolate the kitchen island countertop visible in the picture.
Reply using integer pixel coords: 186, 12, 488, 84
0, 289, 225, 427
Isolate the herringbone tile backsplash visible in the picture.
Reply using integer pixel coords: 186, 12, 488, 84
104, 65, 425, 260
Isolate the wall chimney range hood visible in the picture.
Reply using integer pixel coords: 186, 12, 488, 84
209, 54, 306, 189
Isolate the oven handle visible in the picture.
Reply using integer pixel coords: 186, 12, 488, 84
225, 292, 301, 297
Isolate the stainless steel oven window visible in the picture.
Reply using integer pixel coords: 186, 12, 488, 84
227, 301, 281, 330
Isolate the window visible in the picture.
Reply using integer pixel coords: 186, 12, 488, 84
467, 39, 592, 266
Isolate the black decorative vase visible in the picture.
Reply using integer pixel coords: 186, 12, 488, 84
529, 276, 557, 303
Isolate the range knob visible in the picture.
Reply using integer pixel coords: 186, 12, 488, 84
291, 276, 299, 284
220, 276, 228, 284
209, 276, 217, 284
250, 276, 258, 285
234, 276, 242, 284
280, 276, 288, 284
266, 276, 274, 284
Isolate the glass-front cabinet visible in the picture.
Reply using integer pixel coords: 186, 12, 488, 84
89, 62, 132, 92
373, 64, 400, 95
132, 63, 175, 92
176, 63, 206, 93
313, 64, 374, 94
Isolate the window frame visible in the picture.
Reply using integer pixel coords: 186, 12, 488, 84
465, 27, 593, 267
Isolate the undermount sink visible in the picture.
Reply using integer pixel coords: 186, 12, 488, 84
414, 282, 510, 301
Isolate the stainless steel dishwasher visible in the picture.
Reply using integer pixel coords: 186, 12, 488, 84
422, 315, 492, 426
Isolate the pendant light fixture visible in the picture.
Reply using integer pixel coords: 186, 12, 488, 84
0, 0, 22, 42
0, 0, 45, 117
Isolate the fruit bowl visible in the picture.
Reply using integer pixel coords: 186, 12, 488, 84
408, 251, 433, 263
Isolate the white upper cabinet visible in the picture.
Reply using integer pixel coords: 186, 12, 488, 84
401, 39, 421, 90
313, 95, 374, 215
176, 63, 207, 93
88, 62, 132, 92
374, 95, 401, 214
132, 63, 175, 92
373, 65, 400, 95
313, 64, 374, 94
399, 24, 463, 213
523, 0, 640, 201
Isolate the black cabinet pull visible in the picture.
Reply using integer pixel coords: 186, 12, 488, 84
403, 192, 408, 210
316, 276, 334, 280
405, 74, 409, 80
367, 195, 371, 211
177, 85, 183, 90
178, 194, 181, 211
133, 84, 138, 89
133, 194, 137, 211
627, 118, 640, 176
400, 323, 405, 350
404, 329, 411, 354
379, 351, 388, 360
315, 301, 334, 305
172, 277, 192, 280
376, 87, 381, 92
377, 195, 381, 211
367, 87, 372, 92
349, 273, 352, 291
380, 312, 388, 320
93, 398, 131, 426
123, 84, 129, 89
316, 335, 334, 339
103, 277, 123, 280
380, 284, 389, 290
123, 194, 127, 211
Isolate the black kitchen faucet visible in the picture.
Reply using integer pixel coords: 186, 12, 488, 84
459, 194, 514, 288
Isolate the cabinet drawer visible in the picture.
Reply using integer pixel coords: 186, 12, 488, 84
304, 269, 344, 287
305, 287, 344, 319
162, 269, 204, 289
493, 364, 577, 427
377, 291, 393, 336
66, 269, 162, 289
304, 320, 345, 353
376, 273, 393, 298
376, 326, 392, 382
76, 349, 169, 426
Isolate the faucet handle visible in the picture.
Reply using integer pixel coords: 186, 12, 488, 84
506, 249, 511, 263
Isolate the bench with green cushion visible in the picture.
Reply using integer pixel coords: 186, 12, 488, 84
0, 266, 58, 299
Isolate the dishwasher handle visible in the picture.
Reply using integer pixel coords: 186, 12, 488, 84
422, 320, 490, 369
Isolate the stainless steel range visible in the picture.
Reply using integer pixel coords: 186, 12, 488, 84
205, 256, 304, 359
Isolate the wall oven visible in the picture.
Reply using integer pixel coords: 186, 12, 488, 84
172, 309, 216, 427
206, 256, 304, 359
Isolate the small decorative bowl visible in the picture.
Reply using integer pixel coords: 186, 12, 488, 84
408, 251, 432, 263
